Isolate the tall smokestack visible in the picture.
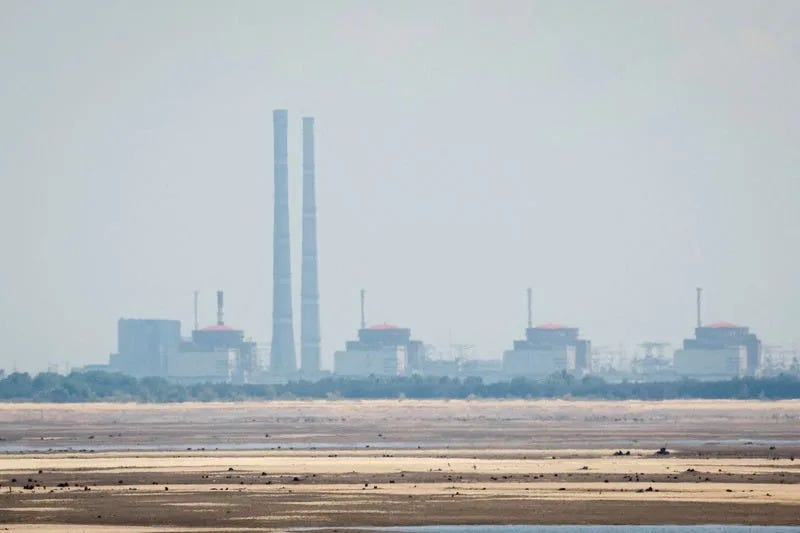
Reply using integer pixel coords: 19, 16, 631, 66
300, 116, 321, 374
216, 290, 224, 326
360, 289, 366, 330
270, 109, 297, 374
526, 288, 533, 329
696, 287, 703, 329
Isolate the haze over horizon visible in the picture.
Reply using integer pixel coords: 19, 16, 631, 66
1, 0, 798, 373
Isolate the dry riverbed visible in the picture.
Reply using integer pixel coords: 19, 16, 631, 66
0, 400, 799, 530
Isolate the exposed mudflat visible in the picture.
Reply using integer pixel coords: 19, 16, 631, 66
0, 400, 798, 530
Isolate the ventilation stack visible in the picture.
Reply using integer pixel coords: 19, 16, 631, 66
360, 289, 366, 330
193, 290, 199, 332
526, 288, 533, 329
696, 287, 703, 329
270, 109, 297, 374
216, 290, 224, 326
300, 116, 321, 374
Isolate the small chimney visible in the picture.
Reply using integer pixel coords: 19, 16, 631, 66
360, 289, 366, 330
696, 287, 702, 329
193, 290, 199, 332
526, 288, 533, 329
217, 290, 224, 326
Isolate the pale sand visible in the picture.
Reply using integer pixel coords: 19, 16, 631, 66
2, 451, 797, 476
6, 480, 797, 504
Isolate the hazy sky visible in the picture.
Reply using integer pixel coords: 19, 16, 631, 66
1, 0, 798, 372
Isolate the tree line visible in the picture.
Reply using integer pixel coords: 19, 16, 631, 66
0, 370, 799, 402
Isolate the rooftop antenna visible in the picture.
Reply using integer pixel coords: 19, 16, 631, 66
217, 290, 224, 326
696, 287, 702, 329
526, 287, 533, 329
193, 290, 199, 331
360, 289, 366, 329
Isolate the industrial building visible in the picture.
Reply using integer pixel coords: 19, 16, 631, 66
108, 291, 259, 383
673, 345, 747, 380
334, 324, 424, 377
333, 291, 424, 377
631, 342, 675, 381
673, 288, 762, 379
420, 358, 460, 377
502, 289, 591, 378
166, 349, 236, 383
103, 109, 320, 383
110, 319, 181, 377
460, 358, 504, 381
171, 291, 259, 383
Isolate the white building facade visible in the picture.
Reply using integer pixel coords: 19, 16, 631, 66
165, 349, 235, 383
503, 346, 576, 377
673, 347, 746, 380
334, 346, 407, 377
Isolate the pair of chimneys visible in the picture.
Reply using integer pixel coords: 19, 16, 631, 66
193, 290, 226, 331
270, 110, 320, 375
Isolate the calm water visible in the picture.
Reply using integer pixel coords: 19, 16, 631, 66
366, 525, 800, 533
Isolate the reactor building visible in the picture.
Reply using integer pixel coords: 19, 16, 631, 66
502, 289, 592, 378
333, 291, 424, 376
108, 291, 260, 383
168, 291, 259, 383
673, 288, 762, 380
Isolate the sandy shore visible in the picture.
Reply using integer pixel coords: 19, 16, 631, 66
1, 400, 799, 530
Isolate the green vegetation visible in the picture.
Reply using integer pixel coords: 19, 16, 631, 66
0, 371, 799, 402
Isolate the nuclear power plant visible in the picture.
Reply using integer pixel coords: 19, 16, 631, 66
673, 288, 762, 380
102, 109, 324, 382
108, 290, 259, 383
91, 110, 774, 384
502, 289, 592, 378
333, 290, 425, 377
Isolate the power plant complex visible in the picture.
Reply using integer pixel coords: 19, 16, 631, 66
90, 111, 770, 384
104, 109, 322, 382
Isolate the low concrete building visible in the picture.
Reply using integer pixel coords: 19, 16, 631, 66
673, 346, 747, 380
503, 322, 587, 378
334, 346, 407, 377
682, 322, 762, 376
333, 323, 423, 377
421, 358, 460, 377
110, 319, 181, 378
165, 350, 236, 383
503, 346, 576, 377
